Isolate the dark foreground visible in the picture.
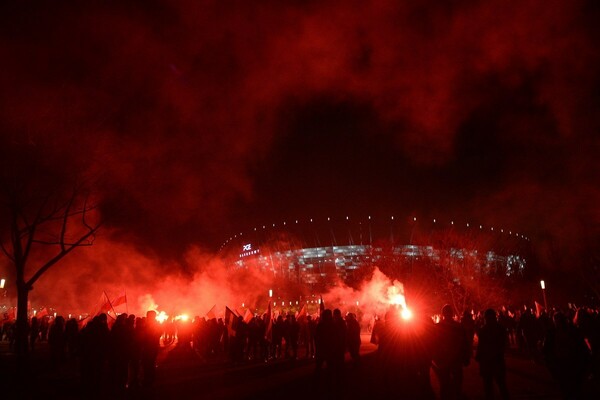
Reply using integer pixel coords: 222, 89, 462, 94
1, 336, 597, 399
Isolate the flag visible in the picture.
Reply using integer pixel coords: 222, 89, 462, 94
225, 306, 238, 337
93, 292, 113, 316
264, 301, 272, 341
296, 304, 307, 323
111, 291, 127, 308
206, 304, 217, 320
243, 309, 253, 324
319, 295, 325, 315
534, 301, 545, 318
37, 308, 49, 318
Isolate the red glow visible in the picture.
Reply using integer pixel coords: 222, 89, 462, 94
156, 311, 169, 323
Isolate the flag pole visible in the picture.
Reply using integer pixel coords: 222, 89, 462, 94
125, 290, 129, 314
104, 291, 117, 320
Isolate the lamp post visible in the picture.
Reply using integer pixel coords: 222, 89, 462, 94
540, 280, 548, 310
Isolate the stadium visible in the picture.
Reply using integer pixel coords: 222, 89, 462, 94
218, 215, 530, 289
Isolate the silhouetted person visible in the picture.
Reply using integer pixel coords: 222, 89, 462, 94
79, 314, 110, 392
40, 316, 50, 341
109, 313, 130, 394
217, 318, 227, 355
232, 316, 248, 362
518, 308, 540, 358
141, 311, 162, 387
129, 316, 143, 389
461, 310, 476, 359
315, 309, 334, 372
476, 309, 510, 400
370, 315, 383, 345
332, 310, 347, 359
272, 315, 285, 359
574, 307, 600, 394
306, 315, 317, 358
65, 318, 79, 360
377, 308, 434, 399
287, 315, 300, 359
175, 318, 193, 353
48, 316, 66, 365
433, 304, 469, 400
30, 316, 39, 351
345, 313, 361, 365
543, 312, 590, 399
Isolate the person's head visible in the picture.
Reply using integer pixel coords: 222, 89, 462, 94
484, 309, 497, 324
321, 309, 333, 323
333, 308, 342, 320
119, 313, 128, 321
146, 310, 157, 322
441, 304, 454, 320
553, 312, 568, 328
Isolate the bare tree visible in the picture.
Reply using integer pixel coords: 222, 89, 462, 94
0, 182, 101, 362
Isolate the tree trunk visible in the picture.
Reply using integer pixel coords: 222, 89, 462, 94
15, 279, 30, 373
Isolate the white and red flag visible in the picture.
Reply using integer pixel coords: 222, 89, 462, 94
534, 301, 545, 318
111, 291, 127, 308
296, 304, 307, 323
225, 306, 238, 337
206, 304, 217, 320
243, 309, 253, 324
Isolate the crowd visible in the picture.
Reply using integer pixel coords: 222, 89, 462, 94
368, 304, 599, 399
1, 303, 599, 399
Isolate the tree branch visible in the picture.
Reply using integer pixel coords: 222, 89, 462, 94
0, 241, 15, 262
59, 191, 75, 252
31, 239, 95, 246
26, 222, 101, 288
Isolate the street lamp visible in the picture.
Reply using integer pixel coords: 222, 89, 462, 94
540, 280, 548, 310
0, 278, 5, 289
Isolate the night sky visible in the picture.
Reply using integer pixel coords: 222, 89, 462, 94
1, 1, 599, 310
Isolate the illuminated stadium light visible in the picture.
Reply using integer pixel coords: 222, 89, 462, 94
221, 215, 528, 282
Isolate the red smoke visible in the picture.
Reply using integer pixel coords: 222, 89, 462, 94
1, 1, 598, 309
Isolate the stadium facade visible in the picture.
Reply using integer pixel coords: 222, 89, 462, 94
219, 215, 529, 286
